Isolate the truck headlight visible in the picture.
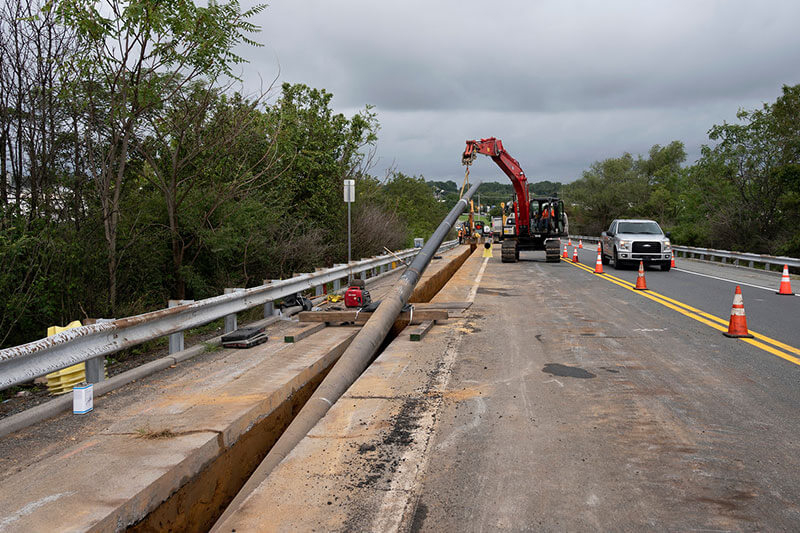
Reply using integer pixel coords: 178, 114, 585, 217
618, 240, 631, 250
663, 239, 671, 251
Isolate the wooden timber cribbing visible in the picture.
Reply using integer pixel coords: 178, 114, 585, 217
409, 244, 477, 304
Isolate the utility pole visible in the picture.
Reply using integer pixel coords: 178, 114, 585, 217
344, 179, 355, 281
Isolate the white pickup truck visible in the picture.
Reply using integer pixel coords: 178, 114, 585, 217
600, 219, 672, 271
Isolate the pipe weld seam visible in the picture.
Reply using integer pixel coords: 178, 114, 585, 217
317, 397, 333, 406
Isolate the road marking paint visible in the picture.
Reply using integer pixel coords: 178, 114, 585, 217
467, 256, 490, 303
599, 270, 800, 358
674, 268, 800, 297
562, 258, 800, 366
0, 492, 74, 529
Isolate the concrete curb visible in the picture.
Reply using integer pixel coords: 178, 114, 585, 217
0, 314, 292, 439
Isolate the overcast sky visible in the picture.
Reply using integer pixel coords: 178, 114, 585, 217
234, 0, 800, 184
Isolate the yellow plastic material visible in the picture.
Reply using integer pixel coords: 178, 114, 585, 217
46, 321, 86, 395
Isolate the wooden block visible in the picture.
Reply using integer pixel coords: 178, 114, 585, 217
412, 301, 473, 310
410, 320, 434, 342
297, 309, 447, 324
284, 322, 326, 343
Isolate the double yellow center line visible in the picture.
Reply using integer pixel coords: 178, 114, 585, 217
562, 257, 800, 367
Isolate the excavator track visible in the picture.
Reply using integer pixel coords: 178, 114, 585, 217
545, 239, 561, 263
501, 239, 519, 263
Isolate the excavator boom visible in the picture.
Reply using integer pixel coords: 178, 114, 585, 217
462, 137, 531, 237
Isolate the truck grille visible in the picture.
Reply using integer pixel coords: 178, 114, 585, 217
632, 241, 661, 254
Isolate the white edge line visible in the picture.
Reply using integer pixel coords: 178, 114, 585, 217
674, 268, 800, 296
467, 257, 490, 303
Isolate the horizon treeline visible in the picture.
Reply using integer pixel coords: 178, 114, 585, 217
430, 84, 800, 256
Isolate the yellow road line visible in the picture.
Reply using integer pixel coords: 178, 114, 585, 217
561, 258, 800, 366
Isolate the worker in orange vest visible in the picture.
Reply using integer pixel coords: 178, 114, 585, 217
458, 227, 463, 244
539, 204, 551, 231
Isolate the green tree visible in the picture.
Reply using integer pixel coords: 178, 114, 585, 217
51, 0, 265, 311
696, 84, 800, 252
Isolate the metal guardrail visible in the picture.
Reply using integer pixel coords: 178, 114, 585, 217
0, 240, 459, 391
570, 235, 800, 270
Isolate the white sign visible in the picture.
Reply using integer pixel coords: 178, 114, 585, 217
344, 179, 355, 203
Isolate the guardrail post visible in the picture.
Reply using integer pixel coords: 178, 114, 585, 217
224, 288, 245, 333
263, 301, 274, 318
359, 269, 367, 281
83, 318, 113, 383
168, 300, 194, 354
314, 268, 324, 297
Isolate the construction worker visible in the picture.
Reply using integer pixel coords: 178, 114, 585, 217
458, 226, 463, 244
539, 203, 550, 231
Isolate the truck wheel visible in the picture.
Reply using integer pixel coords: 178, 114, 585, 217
613, 248, 624, 270
661, 261, 671, 272
501, 240, 518, 263
601, 245, 609, 265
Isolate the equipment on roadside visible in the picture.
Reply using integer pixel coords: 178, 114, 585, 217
572, 247, 579, 263
462, 137, 568, 263
634, 261, 648, 290
723, 286, 754, 338
562, 244, 568, 259
670, 251, 676, 269
344, 279, 372, 308
578, 239, 583, 249
777, 264, 794, 295
221, 326, 268, 349
282, 293, 313, 311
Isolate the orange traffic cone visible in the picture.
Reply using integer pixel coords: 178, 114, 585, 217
723, 286, 754, 338
670, 251, 676, 268
572, 247, 579, 263
594, 244, 604, 274
777, 264, 794, 295
578, 239, 583, 249
568, 238, 572, 246
634, 261, 648, 290
562, 245, 568, 259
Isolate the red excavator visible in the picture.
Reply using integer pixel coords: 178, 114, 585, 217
462, 137, 567, 262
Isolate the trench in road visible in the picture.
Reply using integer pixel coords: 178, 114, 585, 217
127, 245, 475, 532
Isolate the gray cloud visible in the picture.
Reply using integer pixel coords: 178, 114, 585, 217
236, 0, 800, 182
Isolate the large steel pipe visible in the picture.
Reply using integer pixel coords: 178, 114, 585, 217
212, 181, 480, 529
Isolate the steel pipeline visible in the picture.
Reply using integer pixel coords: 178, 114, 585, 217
211, 181, 480, 529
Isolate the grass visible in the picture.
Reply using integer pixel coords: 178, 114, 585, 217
202, 341, 222, 353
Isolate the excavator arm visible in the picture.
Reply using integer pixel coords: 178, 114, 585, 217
462, 137, 531, 236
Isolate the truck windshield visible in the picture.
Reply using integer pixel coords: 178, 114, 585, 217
617, 221, 662, 234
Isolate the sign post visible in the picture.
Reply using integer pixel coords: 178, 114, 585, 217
344, 179, 355, 282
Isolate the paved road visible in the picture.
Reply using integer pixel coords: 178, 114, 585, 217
568, 245, 800, 349
409, 248, 800, 531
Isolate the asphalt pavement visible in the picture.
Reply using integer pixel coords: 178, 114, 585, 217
409, 245, 800, 530
568, 245, 800, 349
